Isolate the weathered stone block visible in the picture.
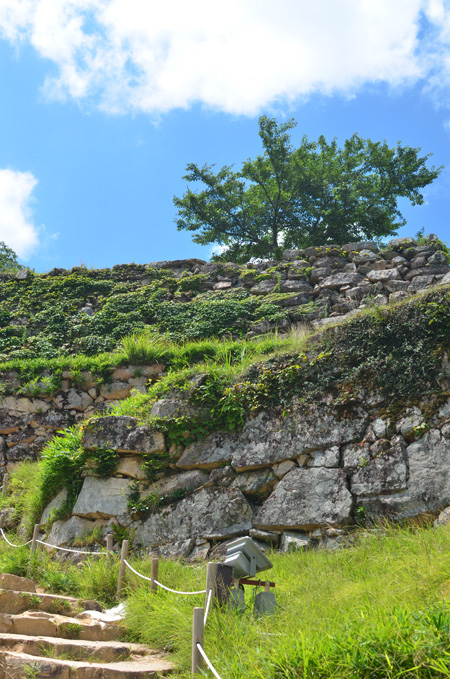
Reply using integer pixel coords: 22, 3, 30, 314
254, 467, 353, 530
72, 477, 132, 519
230, 469, 277, 498
176, 431, 237, 469
279, 280, 313, 294
81, 416, 165, 454
41, 488, 68, 524
64, 389, 93, 411
320, 272, 364, 289
350, 440, 407, 497
232, 407, 367, 471
47, 516, 106, 546
99, 382, 131, 400
366, 268, 401, 283
134, 487, 253, 547
150, 469, 209, 497
360, 429, 450, 520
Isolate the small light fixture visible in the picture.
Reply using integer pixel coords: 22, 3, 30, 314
224, 536, 273, 578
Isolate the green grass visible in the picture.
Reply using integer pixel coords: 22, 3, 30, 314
123, 524, 450, 678
2, 514, 450, 676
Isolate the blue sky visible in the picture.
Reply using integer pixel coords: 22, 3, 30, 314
1, 0, 450, 271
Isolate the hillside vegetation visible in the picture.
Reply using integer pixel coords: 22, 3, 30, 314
1, 238, 450, 678
1, 522, 450, 678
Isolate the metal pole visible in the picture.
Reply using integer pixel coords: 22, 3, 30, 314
150, 557, 159, 593
30, 524, 40, 558
191, 607, 204, 677
2, 473, 8, 497
116, 539, 129, 598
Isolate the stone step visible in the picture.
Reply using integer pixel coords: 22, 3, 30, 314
0, 634, 161, 664
0, 610, 122, 641
0, 650, 173, 678
0, 573, 174, 677
0, 588, 80, 616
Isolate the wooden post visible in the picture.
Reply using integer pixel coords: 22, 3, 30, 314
205, 562, 217, 608
191, 607, 204, 677
205, 561, 232, 608
150, 557, 159, 593
30, 524, 40, 558
0, 514, 4, 529
116, 539, 129, 598
2, 473, 8, 497
106, 533, 113, 562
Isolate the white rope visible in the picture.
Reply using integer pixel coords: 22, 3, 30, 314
197, 643, 223, 679
124, 559, 206, 595
0, 528, 32, 548
36, 539, 107, 556
204, 588, 213, 625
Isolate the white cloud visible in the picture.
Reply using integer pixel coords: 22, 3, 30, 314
1, 0, 450, 115
0, 169, 40, 259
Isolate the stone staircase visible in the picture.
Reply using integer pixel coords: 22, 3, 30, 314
0, 573, 173, 678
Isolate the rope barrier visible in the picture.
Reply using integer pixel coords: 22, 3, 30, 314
197, 643, 223, 679
204, 588, 212, 625
0, 527, 108, 556
36, 539, 107, 556
0, 528, 32, 548
124, 559, 206, 595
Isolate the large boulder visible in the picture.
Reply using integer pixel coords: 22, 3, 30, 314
232, 407, 368, 471
134, 487, 253, 547
149, 470, 209, 498
72, 476, 132, 519
254, 467, 352, 530
176, 431, 238, 469
320, 272, 364, 289
81, 416, 165, 454
350, 436, 407, 497
360, 429, 450, 520
47, 516, 106, 547
41, 488, 68, 524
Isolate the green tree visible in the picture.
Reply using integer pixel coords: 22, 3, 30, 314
0, 242, 23, 272
174, 117, 442, 262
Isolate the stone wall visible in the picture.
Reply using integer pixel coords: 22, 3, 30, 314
0, 364, 165, 476
39, 393, 450, 558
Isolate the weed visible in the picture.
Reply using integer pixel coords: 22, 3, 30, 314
62, 622, 83, 638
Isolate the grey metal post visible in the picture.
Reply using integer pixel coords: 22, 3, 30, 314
116, 539, 129, 598
30, 524, 40, 558
150, 557, 159, 593
191, 607, 204, 677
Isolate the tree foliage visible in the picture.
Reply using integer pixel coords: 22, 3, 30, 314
0, 242, 22, 273
174, 117, 442, 262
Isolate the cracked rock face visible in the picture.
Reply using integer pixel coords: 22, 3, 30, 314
350, 437, 407, 497
72, 477, 132, 519
359, 430, 450, 520
253, 467, 353, 530
231, 407, 368, 471
134, 487, 254, 547
81, 416, 165, 454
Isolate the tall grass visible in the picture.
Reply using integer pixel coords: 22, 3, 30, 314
123, 525, 450, 678
2, 521, 450, 675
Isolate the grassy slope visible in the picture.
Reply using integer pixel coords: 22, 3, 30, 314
2, 523, 450, 677
1, 275, 450, 676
